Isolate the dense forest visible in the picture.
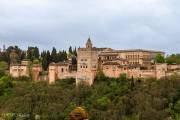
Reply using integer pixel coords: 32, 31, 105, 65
0, 70, 180, 120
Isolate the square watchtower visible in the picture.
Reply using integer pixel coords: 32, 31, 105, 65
76, 38, 99, 85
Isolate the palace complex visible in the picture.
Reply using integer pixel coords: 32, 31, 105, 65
10, 38, 180, 85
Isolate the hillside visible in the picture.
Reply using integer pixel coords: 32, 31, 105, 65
0, 72, 180, 120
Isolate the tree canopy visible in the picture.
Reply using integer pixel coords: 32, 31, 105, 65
0, 74, 180, 120
154, 53, 165, 63
166, 54, 180, 65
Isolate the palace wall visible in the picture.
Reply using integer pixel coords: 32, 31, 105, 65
9, 39, 180, 86
102, 63, 178, 80
10, 60, 43, 81
10, 65, 29, 77
32, 65, 43, 81
48, 62, 77, 84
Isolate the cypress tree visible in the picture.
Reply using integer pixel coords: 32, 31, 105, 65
51, 47, 57, 63
47, 50, 51, 65
34, 47, 40, 59
27, 47, 35, 61
69, 46, 73, 54
73, 47, 77, 56
41, 51, 48, 70
63, 50, 67, 61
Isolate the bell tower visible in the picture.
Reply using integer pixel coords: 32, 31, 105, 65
86, 37, 92, 49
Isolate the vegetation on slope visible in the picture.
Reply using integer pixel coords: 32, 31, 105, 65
0, 72, 180, 120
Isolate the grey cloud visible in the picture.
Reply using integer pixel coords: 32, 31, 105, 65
0, 0, 180, 54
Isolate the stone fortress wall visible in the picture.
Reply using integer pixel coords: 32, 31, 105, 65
48, 62, 77, 84
10, 60, 43, 81
9, 38, 180, 85
75, 38, 178, 85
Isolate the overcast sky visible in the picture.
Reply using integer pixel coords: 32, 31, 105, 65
0, 0, 180, 54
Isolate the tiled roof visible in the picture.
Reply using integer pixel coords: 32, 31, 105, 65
78, 47, 112, 51
103, 62, 120, 65
116, 49, 165, 53
49, 62, 69, 66
99, 49, 164, 54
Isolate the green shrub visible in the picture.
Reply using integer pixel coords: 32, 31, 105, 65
0, 76, 12, 88
118, 73, 127, 81
95, 71, 107, 81
0, 61, 8, 71
13, 76, 31, 82
0, 76, 13, 95
1, 113, 16, 120
174, 100, 180, 113
56, 78, 75, 86
0, 71, 5, 78
33, 59, 40, 64
95, 96, 110, 110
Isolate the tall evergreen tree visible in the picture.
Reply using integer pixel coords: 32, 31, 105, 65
47, 50, 51, 65
71, 56, 77, 65
34, 47, 40, 59
27, 47, 34, 61
57, 51, 63, 62
69, 46, 73, 54
62, 50, 67, 61
51, 47, 57, 63
27, 46, 40, 61
20, 51, 26, 60
41, 51, 48, 70
73, 47, 77, 56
